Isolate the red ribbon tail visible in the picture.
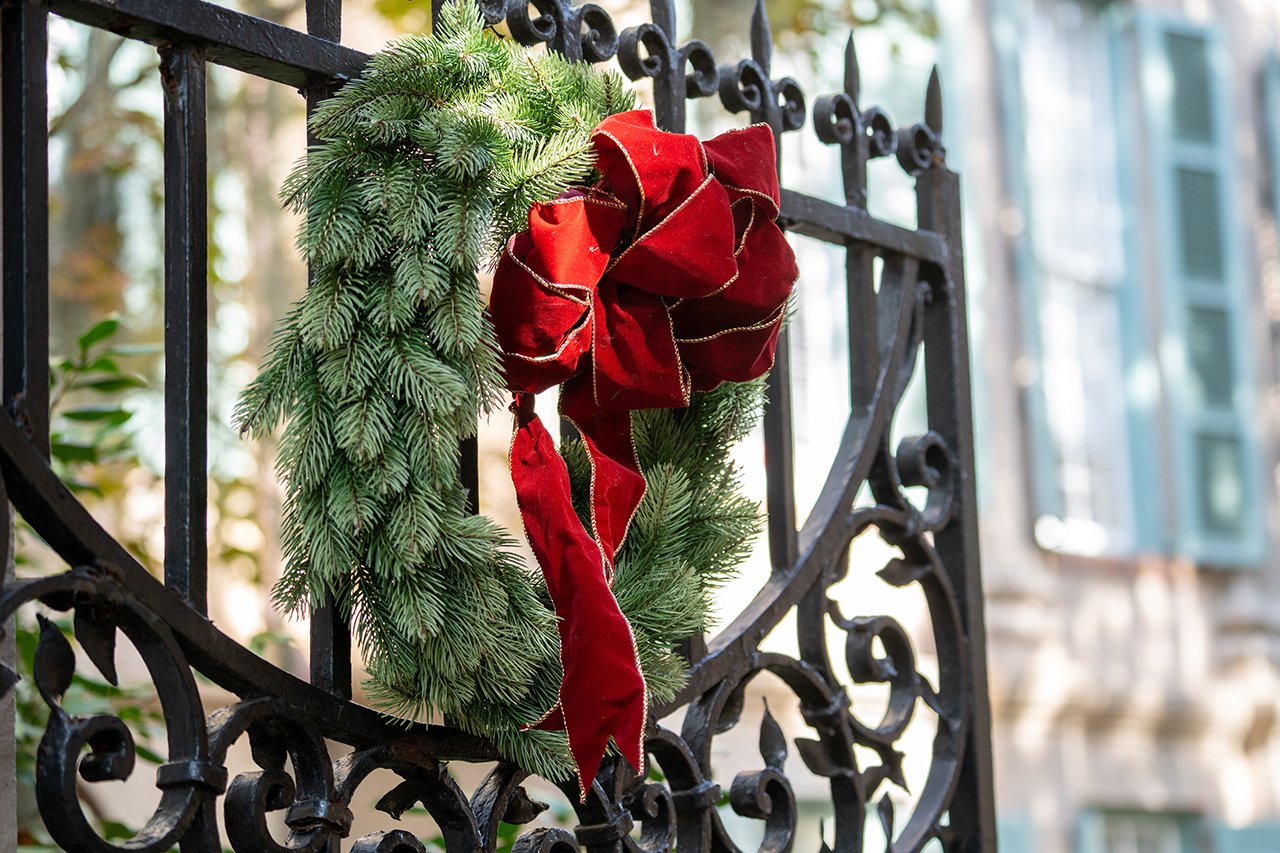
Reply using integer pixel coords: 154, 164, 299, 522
509, 393, 647, 798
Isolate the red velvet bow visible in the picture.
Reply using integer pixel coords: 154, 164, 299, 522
490, 110, 797, 795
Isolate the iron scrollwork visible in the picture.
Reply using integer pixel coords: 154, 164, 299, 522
1, 0, 994, 849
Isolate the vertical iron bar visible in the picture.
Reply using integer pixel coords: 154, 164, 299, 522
842, 41, 878, 411
2, 0, 50, 457
162, 34, 222, 853
763, 329, 799, 574
161, 43, 209, 616
305, 0, 352, 707
433, 1, 482, 519
765, 135, 799, 575
743, 0, 799, 574
1, 8, 47, 849
307, 0, 341, 43
917, 163, 997, 852
846, 247, 879, 410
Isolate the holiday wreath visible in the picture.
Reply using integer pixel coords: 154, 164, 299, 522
236, 1, 798, 794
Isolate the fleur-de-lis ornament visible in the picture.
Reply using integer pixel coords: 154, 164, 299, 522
617, 0, 719, 132
719, 0, 806, 159
813, 34, 897, 209
501, 0, 619, 63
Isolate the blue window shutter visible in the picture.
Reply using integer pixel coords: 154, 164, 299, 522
996, 815, 1035, 853
1213, 819, 1280, 853
1075, 810, 1106, 853
1136, 13, 1265, 566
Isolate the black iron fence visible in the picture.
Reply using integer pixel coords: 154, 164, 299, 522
0, 0, 996, 850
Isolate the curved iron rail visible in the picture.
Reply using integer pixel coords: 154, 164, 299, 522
0, 0, 996, 850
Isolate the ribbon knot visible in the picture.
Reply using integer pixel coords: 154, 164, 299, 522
490, 110, 797, 796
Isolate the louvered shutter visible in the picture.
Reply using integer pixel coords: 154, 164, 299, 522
1137, 15, 1264, 564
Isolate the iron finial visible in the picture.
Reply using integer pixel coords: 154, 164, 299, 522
925, 65, 943, 137
651, 0, 675, 38
844, 33, 860, 107
751, 0, 772, 76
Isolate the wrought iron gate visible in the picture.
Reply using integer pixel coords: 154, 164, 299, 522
0, 0, 997, 850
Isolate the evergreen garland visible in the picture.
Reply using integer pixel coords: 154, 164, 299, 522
237, 0, 765, 779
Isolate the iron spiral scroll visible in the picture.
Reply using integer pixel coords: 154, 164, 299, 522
0, 0, 995, 850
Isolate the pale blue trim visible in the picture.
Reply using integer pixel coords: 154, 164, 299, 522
1107, 4, 1166, 553
988, 0, 1063, 525
996, 814, 1035, 853
1077, 808, 1204, 853
1074, 809, 1106, 853
1213, 819, 1280, 853
1134, 10, 1266, 566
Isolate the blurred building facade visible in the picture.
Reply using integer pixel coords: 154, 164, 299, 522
946, 0, 1280, 849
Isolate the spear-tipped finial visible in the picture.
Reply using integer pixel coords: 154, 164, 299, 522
925, 65, 943, 136
651, 0, 675, 37
751, 0, 772, 75
844, 34, 861, 107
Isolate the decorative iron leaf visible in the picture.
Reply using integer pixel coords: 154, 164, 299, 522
0, 662, 18, 698
376, 779, 430, 820
74, 607, 119, 686
795, 738, 834, 778
33, 614, 75, 703
877, 558, 928, 588
758, 699, 787, 770
883, 751, 909, 793
501, 785, 549, 825
877, 794, 896, 842
716, 679, 748, 734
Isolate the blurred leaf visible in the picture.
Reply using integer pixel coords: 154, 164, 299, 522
51, 441, 98, 463
248, 629, 297, 657
375, 0, 431, 29
99, 820, 135, 841
64, 479, 103, 496
77, 316, 120, 353
75, 375, 147, 393
62, 405, 132, 425
82, 356, 120, 373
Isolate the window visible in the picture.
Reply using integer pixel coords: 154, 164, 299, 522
993, 0, 1266, 564
1078, 810, 1202, 853
994, 0, 1138, 555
